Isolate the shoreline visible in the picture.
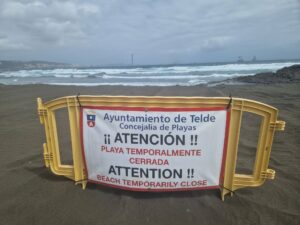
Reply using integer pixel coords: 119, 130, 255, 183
1, 63, 299, 87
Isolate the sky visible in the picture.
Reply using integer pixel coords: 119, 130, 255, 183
0, 0, 300, 66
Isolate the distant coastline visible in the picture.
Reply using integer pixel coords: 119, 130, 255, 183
1, 59, 300, 72
0, 60, 71, 71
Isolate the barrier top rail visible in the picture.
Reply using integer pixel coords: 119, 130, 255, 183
37, 95, 285, 200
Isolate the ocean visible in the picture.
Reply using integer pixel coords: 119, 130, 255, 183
0, 61, 299, 86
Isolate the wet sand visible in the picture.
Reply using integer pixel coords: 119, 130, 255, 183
0, 83, 299, 225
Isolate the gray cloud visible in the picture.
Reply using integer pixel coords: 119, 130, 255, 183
0, 0, 299, 65
0, 0, 99, 47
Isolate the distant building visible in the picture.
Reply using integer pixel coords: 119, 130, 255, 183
237, 56, 244, 63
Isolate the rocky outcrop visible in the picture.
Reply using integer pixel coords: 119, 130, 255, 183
234, 64, 300, 84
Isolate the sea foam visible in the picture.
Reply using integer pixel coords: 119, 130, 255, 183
0, 61, 299, 86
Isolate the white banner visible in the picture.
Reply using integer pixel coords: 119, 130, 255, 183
81, 106, 229, 191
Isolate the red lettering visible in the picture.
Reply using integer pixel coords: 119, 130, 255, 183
128, 157, 169, 165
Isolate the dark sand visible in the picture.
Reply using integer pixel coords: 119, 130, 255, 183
0, 83, 299, 225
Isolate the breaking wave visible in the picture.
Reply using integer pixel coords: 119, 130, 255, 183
0, 61, 299, 86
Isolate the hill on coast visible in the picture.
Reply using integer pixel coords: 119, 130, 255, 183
0, 60, 71, 71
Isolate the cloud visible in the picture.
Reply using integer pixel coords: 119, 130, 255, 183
201, 36, 234, 52
0, 36, 29, 50
0, 0, 99, 48
0, 0, 299, 64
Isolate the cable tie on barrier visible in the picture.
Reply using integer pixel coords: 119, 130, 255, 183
219, 184, 235, 195
226, 93, 232, 109
75, 179, 87, 183
76, 93, 82, 108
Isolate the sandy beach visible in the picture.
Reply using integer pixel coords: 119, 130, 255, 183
0, 82, 299, 225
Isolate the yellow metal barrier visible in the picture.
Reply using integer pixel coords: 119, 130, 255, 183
37, 95, 285, 200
